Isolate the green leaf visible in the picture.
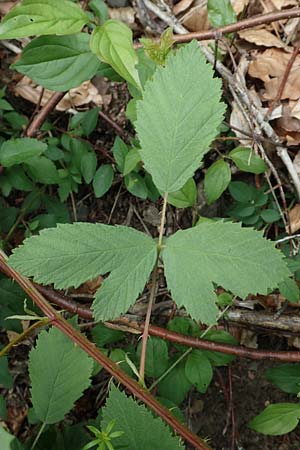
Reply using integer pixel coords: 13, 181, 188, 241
158, 359, 192, 405
101, 385, 184, 449
207, 0, 237, 28
9, 223, 157, 321
266, 364, 300, 394
157, 397, 185, 423
229, 147, 266, 174
89, 0, 109, 24
136, 40, 225, 193
109, 348, 133, 376
112, 136, 128, 172
90, 20, 141, 90
229, 181, 255, 203
0, 396, 7, 420
185, 350, 213, 393
81, 151, 97, 184
0, 138, 47, 167
92, 323, 124, 347
125, 172, 148, 199
0, 0, 89, 39
249, 403, 300, 436
203, 329, 237, 366
204, 159, 231, 204
168, 178, 197, 208
93, 164, 114, 197
260, 209, 281, 223
29, 326, 93, 424
25, 156, 60, 184
137, 336, 169, 378
6, 166, 34, 191
0, 425, 24, 450
123, 147, 141, 175
0, 357, 13, 389
278, 277, 300, 303
70, 108, 99, 136
0, 278, 28, 332
163, 221, 290, 324
13, 34, 100, 92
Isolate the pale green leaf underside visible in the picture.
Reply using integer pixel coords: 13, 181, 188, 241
249, 403, 300, 435
13, 34, 100, 91
90, 20, 141, 90
136, 40, 225, 193
29, 327, 93, 424
9, 223, 157, 321
163, 221, 290, 324
0, 0, 89, 39
102, 385, 184, 450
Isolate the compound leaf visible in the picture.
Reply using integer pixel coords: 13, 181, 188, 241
13, 34, 100, 91
29, 326, 93, 424
249, 403, 300, 436
101, 385, 184, 450
0, 0, 89, 39
163, 221, 290, 324
136, 40, 225, 193
90, 20, 141, 90
9, 223, 157, 321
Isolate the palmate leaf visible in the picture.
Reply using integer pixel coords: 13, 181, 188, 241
29, 326, 93, 424
13, 34, 100, 91
163, 221, 290, 324
101, 385, 184, 450
136, 40, 225, 193
8, 223, 157, 321
0, 0, 89, 39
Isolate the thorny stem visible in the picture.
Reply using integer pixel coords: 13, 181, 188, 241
0, 250, 211, 450
0, 318, 50, 358
139, 192, 168, 382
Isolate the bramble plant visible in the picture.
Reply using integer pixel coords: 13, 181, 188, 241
0, 0, 297, 448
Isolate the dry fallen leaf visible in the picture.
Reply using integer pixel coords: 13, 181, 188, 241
181, 0, 208, 32
231, 0, 249, 15
109, 7, 135, 26
238, 28, 286, 48
14, 77, 103, 111
288, 203, 300, 233
173, 0, 194, 16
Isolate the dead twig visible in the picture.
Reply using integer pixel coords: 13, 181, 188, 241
25, 91, 65, 137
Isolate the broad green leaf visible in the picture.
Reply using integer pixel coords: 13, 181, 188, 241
0, 138, 47, 167
204, 159, 231, 204
260, 208, 281, 223
0, 357, 13, 389
278, 277, 300, 303
125, 172, 148, 199
112, 136, 128, 172
266, 364, 300, 394
136, 40, 225, 193
29, 326, 93, 424
25, 156, 60, 184
137, 336, 169, 378
185, 350, 213, 393
93, 164, 114, 197
13, 34, 100, 91
102, 385, 184, 449
123, 147, 141, 175
229, 147, 266, 174
109, 348, 133, 376
207, 0, 237, 28
163, 221, 290, 324
0, 425, 24, 450
157, 397, 185, 423
228, 181, 256, 203
89, 0, 109, 24
70, 107, 99, 136
0, 0, 89, 39
0, 278, 28, 332
92, 323, 124, 347
9, 223, 157, 321
157, 359, 192, 405
6, 166, 34, 191
81, 151, 97, 184
203, 329, 237, 366
90, 20, 141, 90
0, 396, 7, 420
50, 424, 90, 450
249, 403, 300, 436
168, 177, 197, 208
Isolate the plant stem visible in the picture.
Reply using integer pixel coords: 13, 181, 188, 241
31, 422, 46, 450
139, 192, 169, 382
0, 318, 50, 358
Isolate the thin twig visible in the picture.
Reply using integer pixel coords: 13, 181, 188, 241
98, 110, 126, 138
25, 91, 65, 137
0, 251, 211, 450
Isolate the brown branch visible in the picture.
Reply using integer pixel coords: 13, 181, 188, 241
172, 8, 300, 44
25, 91, 65, 137
0, 253, 211, 450
20, 283, 300, 363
